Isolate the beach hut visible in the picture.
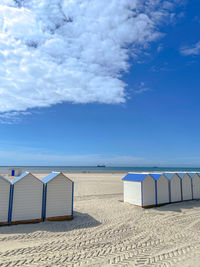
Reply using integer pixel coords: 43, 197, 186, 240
10, 172, 43, 224
122, 173, 156, 207
189, 173, 200, 199
164, 173, 182, 203
0, 175, 11, 225
42, 172, 74, 220
178, 173, 192, 201
9, 167, 22, 177
151, 173, 170, 205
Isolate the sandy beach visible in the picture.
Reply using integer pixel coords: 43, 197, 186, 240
0, 172, 200, 266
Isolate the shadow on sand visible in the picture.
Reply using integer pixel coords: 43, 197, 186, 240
0, 211, 101, 235
154, 199, 200, 212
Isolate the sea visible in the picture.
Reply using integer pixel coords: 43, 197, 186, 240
1, 166, 200, 173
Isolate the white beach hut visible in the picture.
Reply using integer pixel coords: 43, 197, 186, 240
0, 175, 11, 225
178, 173, 192, 201
189, 173, 200, 199
42, 172, 74, 220
151, 173, 170, 205
10, 172, 43, 224
164, 173, 182, 203
122, 173, 156, 207
9, 168, 22, 177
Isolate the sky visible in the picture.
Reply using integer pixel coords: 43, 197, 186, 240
0, 0, 200, 166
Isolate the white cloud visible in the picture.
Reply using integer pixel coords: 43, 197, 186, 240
180, 41, 200, 56
0, 0, 177, 113
0, 111, 30, 124
133, 82, 150, 95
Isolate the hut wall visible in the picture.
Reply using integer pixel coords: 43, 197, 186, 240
123, 181, 141, 206
45, 175, 72, 218
192, 174, 200, 199
170, 177, 182, 202
142, 176, 156, 207
156, 176, 170, 204
11, 175, 43, 221
15, 169, 22, 176
0, 180, 10, 223
182, 174, 192, 201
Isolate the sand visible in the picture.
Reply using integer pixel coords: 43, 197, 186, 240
0, 172, 200, 266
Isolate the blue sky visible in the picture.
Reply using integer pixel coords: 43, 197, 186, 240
0, 0, 200, 166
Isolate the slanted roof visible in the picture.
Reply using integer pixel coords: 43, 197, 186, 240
164, 173, 180, 180
42, 172, 72, 183
12, 172, 42, 184
12, 172, 29, 184
177, 173, 187, 178
150, 173, 162, 180
122, 173, 154, 182
0, 175, 11, 184
42, 172, 60, 183
188, 172, 198, 178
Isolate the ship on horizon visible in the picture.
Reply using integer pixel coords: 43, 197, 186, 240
97, 164, 106, 167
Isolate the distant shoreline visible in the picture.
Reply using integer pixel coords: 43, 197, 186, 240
1, 166, 200, 174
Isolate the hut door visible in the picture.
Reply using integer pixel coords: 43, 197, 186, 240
12, 170, 15, 176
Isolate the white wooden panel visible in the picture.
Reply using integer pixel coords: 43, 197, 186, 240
182, 174, 192, 201
46, 175, 72, 217
157, 175, 170, 204
0, 180, 10, 222
170, 176, 182, 202
12, 175, 43, 221
142, 175, 156, 206
123, 181, 141, 206
192, 175, 200, 199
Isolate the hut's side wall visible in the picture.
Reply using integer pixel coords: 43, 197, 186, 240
157, 176, 170, 204
192, 175, 200, 199
0, 180, 10, 222
15, 169, 22, 176
45, 175, 72, 218
12, 175, 43, 221
142, 176, 156, 206
170, 177, 182, 202
182, 175, 192, 201
123, 181, 141, 206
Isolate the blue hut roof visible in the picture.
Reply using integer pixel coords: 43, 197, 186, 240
42, 172, 61, 183
122, 173, 153, 182
177, 173, 186, 178
12, 172, 42, 184
188, 173, 198, 178
150, 173, 162, 180
42, 172, 73, 183
163, 173, 180, 180
41, 172, 73, 184
12, 172, 30, 184
0, 175, 11, 184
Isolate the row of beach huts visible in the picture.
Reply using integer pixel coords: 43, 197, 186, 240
122, 172, 200, 207
1, 170, 200, 225
0, 171, 74, 225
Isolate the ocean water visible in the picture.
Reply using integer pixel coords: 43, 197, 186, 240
1, 166, 200, 173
